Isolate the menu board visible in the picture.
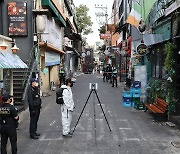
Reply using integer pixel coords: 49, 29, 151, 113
8, 2, 27, 36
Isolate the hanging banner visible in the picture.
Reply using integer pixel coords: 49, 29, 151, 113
8, 2, 27, 36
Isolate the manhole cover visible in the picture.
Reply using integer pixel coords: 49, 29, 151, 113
171, 141, 180, 148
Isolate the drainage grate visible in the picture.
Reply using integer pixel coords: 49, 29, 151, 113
171, 141, 180, 148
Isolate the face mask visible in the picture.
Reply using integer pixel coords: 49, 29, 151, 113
70, 83, 73, 87
35, 83, 39, 87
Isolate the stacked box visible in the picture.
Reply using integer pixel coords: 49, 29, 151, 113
130, 81, 143, 109
134, 103, 145, 110
122, 91, 132, 107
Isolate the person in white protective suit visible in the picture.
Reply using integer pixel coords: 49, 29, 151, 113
61, 78, 74, 137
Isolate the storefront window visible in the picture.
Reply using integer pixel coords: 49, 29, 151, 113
156, 53, 160, 78
151, 51, 156, 77
151, 49, 167, 79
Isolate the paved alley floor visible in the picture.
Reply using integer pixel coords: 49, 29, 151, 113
9, 74, 180, 153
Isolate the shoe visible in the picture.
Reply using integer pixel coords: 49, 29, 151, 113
68, 131, 73, 135
62, 134, 72, 138
30, 135, 39, 139
35, 133, 41, 136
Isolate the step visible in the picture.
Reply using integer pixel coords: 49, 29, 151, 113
13, 74, 26, 77
14, 96, 23, 99
6, 78, 24, 81
14, 98, 23, 103
13, 83, 24, 87
13, 69, 26, 72
13, 91, 23, 94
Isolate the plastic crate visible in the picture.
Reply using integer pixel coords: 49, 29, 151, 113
130, 88, 141, 94
123, 97, 132, 102
133, 93, 141, 98
122, 101, 132, 107
131, 102, 135, 107
122, 91, 132, 98
134, 103, 145, 110
132, 97, 140, 102
131, 81, 141, 88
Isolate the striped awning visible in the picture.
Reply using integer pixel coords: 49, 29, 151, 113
0, 52, 28, 69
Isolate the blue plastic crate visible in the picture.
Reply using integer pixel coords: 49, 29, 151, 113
133, 93, 141, 98
122, 91, 132, 98
131, 81, 141, 88
131, 102, 135, 107
122, 101, 132, 107
123, 97, 132, 102
130, 88, 141, 93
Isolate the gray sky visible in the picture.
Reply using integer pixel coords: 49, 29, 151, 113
73, 0, 113, 46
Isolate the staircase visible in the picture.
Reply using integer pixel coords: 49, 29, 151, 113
3, 43, 38, 112
13, 69, 26, 111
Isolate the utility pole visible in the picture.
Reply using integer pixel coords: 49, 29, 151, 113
95, 4, 109, 68
95, 4, 108, 31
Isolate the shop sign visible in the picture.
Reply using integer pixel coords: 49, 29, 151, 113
8, 2, 27, 36
41, 16, 63, 50
136, 43, 148, 56
100, 33, 111, 40
45, 51, 60, 66
122, 40, 128, 51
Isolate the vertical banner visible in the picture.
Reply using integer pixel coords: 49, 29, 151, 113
8, 2, 27, 36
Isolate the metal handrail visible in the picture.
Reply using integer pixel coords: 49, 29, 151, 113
22, 43, 38, 87
21, 43, 39, 109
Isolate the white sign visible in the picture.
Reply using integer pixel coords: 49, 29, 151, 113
41, 16, 63, 50
86, 51, 91, 56
45, 51, 60, 66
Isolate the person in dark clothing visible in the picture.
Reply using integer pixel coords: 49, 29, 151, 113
0, 93, 19, 154
112, 67, 118, 87
102, 67, 107, 82
27, 78, 42, 139
107, 65, 112, 83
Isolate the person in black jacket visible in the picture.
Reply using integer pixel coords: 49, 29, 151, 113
0, 93, 19, 154
27, 78, 41, 139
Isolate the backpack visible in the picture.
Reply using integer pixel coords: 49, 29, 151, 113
56, 88, 67, 104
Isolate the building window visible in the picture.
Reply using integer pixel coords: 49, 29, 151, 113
151, 49, 167, 79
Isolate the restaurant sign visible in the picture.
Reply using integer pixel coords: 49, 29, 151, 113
8, 2, 27, 36
136, 43, 148, 56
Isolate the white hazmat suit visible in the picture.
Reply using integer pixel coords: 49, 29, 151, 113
61, 85, 74, 135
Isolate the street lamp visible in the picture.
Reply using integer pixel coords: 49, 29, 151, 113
0, 40, 8, 50
11, 44, 19, 53
0, 39, 19, 53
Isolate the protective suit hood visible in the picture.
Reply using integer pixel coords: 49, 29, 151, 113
61, 85, 67, 89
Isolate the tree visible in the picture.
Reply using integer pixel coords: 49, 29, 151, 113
76, 5, 93, 36
98, 25, 106, 34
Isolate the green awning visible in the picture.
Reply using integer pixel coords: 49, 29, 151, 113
0, 52, 28, 69
42, 0, 66, 27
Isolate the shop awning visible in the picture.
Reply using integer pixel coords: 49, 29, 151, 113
133, 34, 164, 50
0, 52, 28, 69
143, 34, 164, 46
